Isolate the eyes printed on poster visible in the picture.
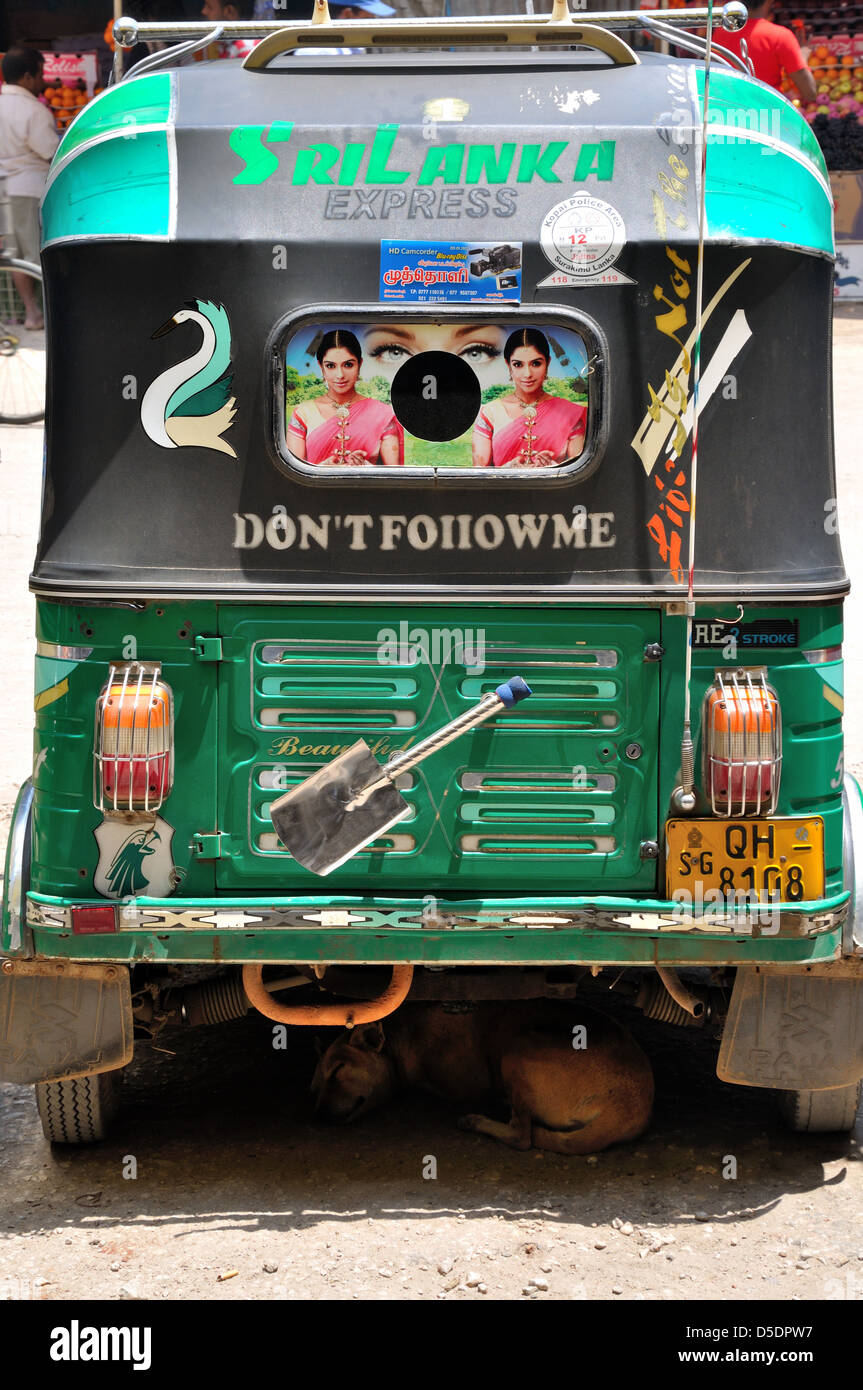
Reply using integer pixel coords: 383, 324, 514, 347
283, 320, 590, 472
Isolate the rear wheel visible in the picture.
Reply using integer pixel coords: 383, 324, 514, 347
35, 1069, 123, 1143
777, 1080, 862, 1133
0, 259, 46, 425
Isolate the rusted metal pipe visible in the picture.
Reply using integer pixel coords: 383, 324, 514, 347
241, 963, 414, 1026
656, 966, 705, 1019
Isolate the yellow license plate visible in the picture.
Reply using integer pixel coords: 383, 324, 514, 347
665, 817, 824, 902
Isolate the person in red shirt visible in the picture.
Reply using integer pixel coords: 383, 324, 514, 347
712, 0, 817, 102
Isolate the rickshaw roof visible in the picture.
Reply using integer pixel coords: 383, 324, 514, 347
32, 36, 843, 603
42, 49, 832, 256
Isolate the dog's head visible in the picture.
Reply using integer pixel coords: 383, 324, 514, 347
311, 1021, 396, 1123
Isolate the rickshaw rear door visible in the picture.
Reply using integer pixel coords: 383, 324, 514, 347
215, 605, 660, 895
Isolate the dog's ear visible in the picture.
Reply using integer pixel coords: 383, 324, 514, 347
349, 1021, 386, 1052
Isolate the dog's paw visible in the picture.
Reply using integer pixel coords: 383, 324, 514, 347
456, 1113, 482, 1132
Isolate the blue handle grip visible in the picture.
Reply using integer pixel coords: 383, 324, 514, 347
495, 676, 532, 708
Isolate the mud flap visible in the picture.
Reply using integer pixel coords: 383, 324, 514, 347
0, 961, 133, 1085
717, 965, 863, 1090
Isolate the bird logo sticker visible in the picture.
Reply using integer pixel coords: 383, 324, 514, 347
94, 816, 177, 899
140, 299, 237, 457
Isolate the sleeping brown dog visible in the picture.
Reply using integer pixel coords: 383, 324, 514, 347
311, 1001, 654, 1154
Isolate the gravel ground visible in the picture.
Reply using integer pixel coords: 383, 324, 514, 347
1, 1001, 861, 1303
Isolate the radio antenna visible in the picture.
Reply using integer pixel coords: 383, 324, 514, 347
677, 0, 717, 813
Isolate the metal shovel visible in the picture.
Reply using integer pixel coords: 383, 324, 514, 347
270, 676, 532, 876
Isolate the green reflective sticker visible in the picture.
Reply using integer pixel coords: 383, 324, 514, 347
696, 69, 827, 177
54, 72, 172, 163
704, 138, 833, 253
42, 128, 171, 243
694, 68, 832, 253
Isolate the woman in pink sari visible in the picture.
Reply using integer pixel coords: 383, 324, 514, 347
288, 329, 404, 466
471, 328, 587, 469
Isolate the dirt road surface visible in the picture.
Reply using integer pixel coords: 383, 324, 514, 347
0, 311, 861, 1303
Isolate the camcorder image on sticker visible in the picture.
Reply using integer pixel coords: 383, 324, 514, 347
283, 319, 589, 471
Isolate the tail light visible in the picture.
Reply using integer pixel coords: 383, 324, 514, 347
94, 662, 174, 812
72, 905, 117, 934
703, 669, 781, 816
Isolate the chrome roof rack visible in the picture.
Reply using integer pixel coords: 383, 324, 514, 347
112, 1, 748, 79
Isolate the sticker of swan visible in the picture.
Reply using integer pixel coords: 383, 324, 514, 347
140, 299, 237, 458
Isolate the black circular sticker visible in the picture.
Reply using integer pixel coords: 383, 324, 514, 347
390, 351, 481, 442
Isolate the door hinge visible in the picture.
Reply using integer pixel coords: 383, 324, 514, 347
191, 831, 230, 859
194, 635, 223, 662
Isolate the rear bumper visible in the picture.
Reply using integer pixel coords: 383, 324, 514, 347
23, 889, 849, 966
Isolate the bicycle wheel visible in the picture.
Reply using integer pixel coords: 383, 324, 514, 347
0, 258, 46, 425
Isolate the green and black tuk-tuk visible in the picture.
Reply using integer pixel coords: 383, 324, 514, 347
3, 2, 862, 1142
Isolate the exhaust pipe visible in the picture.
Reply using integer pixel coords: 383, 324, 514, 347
242, 962, 413, 1027
133, 970, 312, 1033
655, 966, 705, 1019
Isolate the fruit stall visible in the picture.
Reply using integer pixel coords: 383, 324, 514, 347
774, 1, 863, 297
41, 51, 102, 134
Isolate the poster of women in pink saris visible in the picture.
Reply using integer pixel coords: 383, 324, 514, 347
287, 329, 404, 466
471, 328, 587, 469
283, 320, 588, 470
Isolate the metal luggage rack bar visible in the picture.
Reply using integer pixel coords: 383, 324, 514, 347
640, 11, 752, 70
113, 0, 748, 69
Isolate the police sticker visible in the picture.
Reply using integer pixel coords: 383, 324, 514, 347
94, 816, 177, 899
538, 194, 633, 288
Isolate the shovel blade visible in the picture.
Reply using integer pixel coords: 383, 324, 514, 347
270, 740, 410, 876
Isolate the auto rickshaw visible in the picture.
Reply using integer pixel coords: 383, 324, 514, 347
3, 0, 861, 1142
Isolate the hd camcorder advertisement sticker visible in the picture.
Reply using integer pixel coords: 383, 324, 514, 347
380, 241, 523, 302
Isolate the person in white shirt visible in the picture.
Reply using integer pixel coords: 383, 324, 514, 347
0, 47, 58, 329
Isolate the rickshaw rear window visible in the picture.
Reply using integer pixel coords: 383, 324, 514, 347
275, 308, 602, 480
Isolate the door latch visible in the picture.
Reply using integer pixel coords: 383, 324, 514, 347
191, 831, 230, 859
194, 636, 223, 662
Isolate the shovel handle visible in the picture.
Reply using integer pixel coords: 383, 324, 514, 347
382, 677, 531, 782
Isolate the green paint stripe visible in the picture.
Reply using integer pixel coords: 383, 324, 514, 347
54, 72, 172, 163
35, 655, 81, 695
820, 664, 844, 697
42, 128, 171, 244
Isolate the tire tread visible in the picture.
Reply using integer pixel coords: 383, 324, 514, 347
777, 1080, 862, 1133
35, 1071, 121, 1143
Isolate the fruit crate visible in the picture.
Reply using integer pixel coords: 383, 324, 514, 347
43, 79, 104, 134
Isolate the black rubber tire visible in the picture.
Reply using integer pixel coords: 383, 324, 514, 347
0, 259, 45, 425
776, 1080, 862, 1133
35, 1070, 122, 1143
